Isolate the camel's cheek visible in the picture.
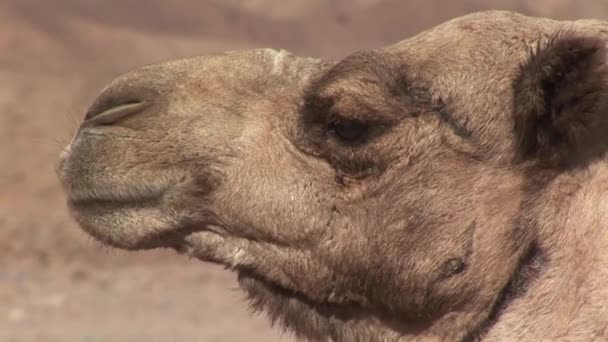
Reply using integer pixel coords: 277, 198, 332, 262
213, 154, 334, 244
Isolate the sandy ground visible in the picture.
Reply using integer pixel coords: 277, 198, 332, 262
0, 258, 294, 342
2, 1, 607, 341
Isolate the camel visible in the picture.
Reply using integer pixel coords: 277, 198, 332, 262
57, 10, 608, 341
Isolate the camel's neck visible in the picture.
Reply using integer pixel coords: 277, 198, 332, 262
481, 162, 608, 341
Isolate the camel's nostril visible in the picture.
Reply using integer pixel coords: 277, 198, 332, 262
83, 101, 148, 126
85, 96, 146, 120
83, 80, 160, 126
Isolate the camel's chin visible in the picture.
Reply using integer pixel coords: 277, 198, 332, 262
68, 199, 182, 250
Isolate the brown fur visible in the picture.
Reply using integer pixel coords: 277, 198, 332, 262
57, 11, 608, 341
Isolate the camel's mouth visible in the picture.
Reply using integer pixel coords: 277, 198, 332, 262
56, 132, 197, 250
59, 170, 193, 250
65, 184, 228, 253
66, 199, 177, 250
63, 182, 172, 207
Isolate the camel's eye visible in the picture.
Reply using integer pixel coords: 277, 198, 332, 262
327, 120, 369, 143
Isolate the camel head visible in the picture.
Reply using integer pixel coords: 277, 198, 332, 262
57, 11, 608, 341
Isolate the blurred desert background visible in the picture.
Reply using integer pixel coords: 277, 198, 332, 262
1, 1, 608, 341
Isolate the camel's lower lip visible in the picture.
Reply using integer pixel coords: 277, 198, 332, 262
67, 202, 185, 250
63, 186, 183, 250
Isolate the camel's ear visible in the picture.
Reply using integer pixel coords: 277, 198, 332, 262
514, 33, 608, 167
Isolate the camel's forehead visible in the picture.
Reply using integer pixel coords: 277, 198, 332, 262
388, 12, 557, 67
389, 11, 608, 68
377, 11, 608, 155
